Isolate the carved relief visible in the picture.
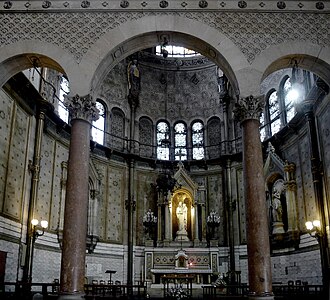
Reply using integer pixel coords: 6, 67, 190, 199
233, 95, 264, 123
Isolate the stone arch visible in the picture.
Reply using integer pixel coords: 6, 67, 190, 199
88, 15, 247, 95
258, 49, 330, 86
0, 41, 78, 89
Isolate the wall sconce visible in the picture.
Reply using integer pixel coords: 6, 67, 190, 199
31, 218, 48, 241
305, 219, 322, 239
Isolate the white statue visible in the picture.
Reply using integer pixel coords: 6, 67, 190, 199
176, 200, 187, 232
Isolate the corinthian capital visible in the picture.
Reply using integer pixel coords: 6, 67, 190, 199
233, 95, 264, 124
64, 94, 99, 123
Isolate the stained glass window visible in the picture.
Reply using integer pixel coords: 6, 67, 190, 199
58, 76, 69, 123
92, 101, 105, 145
192, 121, 204, 160
174, 122, 187, 161
283, 77, 295, 122
157, 121, 170, 160
268, 91, 281, 135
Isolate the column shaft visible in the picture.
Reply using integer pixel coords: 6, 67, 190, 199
60, 118, 91, 295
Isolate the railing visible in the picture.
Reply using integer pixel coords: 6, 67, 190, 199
84, 283, 147, 298
2, 281, 59, 299
202, 284, 324, 299
1, 281, 147, 299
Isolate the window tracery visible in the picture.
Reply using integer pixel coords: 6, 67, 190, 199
192, 121, 204, 160
139, 117, 153, 158
174, 122, 187, 161
157, 121, 170, 160
207, 117, 221, 159
110, 107, 125, 151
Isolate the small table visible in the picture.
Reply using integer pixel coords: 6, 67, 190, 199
105, 270, 117, 284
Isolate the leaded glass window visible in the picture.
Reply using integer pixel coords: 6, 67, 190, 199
58, 76, 69, 123
139, 117, 153, 158
283, 77, 295, 122
207, 117, 221, 159
157, 121, 170, 160
192, 121, 204, 160
92, 101, 105, 145
260, 113, 266, 142
110, 108, 125, 151
174, 122, 187, 161
268, 91, 281, 135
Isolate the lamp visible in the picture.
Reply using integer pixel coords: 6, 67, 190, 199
31, 218, 48, 242
207, 211, 221, 240
143, 209, 158, 240
305, 219, 322, 239
28, 218, 48, 282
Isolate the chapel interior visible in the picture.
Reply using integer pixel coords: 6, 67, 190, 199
0, 1, 329, 300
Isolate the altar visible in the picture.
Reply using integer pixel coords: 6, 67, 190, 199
146, 248, 214, 285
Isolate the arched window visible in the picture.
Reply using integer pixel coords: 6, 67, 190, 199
207, 117, 221, 159
110, 107, 125, 151
283, 77, 296, 123
139, 117, 153, 158
192, 121, 204, 160
157, 121, 170, 160
58, 75, 69, 123
174, 122, 187, 161
268, 90, 281, 135
92, 100, 106, 145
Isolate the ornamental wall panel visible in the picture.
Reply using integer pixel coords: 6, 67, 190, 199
3, 101, 32, 220
0, 90, 14, 214
106, 165, 125, 243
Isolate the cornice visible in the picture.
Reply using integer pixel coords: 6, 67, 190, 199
0, 0, 329, 13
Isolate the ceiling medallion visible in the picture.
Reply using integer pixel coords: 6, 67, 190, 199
25, 1, 31, 8
102, 1, 108, 7
141, 1, 148, 7
159, 0, 168, 8
120, 0, 129, 8
277, 1, 286, 9
3, 1, 12, 9
63, 2, 69, 7
42, 1, 51, 8
181, 1, 187, 7
219, 1, 226, 7
199, 0, 208, 8
259, 2, 265, 7
297, 2, 303, 8
315, 2, 324, 9
81, 0, 90, 8
238, 0, 247, 8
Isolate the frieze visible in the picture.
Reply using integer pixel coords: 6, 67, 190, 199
0, 10, 328, 64
0, 1, 328, 11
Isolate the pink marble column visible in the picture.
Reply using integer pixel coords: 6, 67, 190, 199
234, 95, 274, 300
59, 94, 99, 299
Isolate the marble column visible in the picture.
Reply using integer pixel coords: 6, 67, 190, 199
59, 94, 99, 299
234, 95, 274, 300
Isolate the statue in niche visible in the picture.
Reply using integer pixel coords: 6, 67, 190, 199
176, 200, 188, 232
271, 179, 285, 234
127, 58, 141, 103
175, 194, 189, 241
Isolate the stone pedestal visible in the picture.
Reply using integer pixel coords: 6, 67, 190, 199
272, 221, 285, 234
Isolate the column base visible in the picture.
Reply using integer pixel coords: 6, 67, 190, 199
57, 293, 85, 300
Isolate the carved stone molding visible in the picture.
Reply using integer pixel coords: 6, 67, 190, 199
233, 95, 264, 123
64, 94, 99, 123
